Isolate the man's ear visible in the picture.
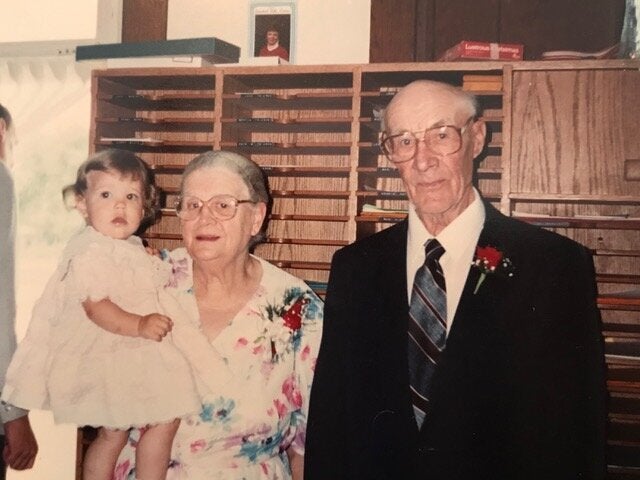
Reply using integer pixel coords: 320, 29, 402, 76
471, 119, 487, 158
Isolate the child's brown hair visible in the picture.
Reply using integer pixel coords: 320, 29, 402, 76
63, 149, 159, 229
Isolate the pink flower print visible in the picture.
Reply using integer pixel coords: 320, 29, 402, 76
273, 398, 288, 419
235, 337, 248, 349
190, 439, 206, 454
282, 375, 302, 408
113, 460, 131, 480
165, 257, 189, 288
253, 344, 265, 355
301, 344, 310, 361
260, 361, 275, 377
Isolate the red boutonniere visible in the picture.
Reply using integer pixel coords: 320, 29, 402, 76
282, 296, 308, 331
472, 245, 514, 294
261, 293, 310, 363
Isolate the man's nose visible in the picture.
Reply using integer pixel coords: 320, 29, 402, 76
412, 140, 439, 170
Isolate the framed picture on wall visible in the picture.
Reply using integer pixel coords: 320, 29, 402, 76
250, 1, 295, 63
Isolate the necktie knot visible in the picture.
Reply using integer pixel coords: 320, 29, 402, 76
424, 239, 445, 291
424, 238, 445, 263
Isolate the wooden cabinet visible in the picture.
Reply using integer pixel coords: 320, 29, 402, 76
87, 60, 640, 477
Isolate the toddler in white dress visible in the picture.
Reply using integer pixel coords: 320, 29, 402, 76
1, 149, 227, 480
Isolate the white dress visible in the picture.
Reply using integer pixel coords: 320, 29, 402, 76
2, 226, 228, 429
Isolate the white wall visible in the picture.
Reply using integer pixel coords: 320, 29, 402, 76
167, 0, 371, 64
0, 1, 99, 43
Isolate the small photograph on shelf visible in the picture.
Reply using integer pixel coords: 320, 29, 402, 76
250, 1, 294, 63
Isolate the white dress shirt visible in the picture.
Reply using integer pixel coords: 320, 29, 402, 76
406, 189, 485, 334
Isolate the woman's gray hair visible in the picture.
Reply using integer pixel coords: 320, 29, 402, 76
180, 150, 271, 248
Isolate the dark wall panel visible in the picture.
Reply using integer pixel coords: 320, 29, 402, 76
370, 0, 626, 62
122, 0, 168, 43
370, 0, 418, 62
433, 0, 500, 59
500, 0, 625, 59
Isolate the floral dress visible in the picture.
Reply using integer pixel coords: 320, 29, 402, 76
114, 248, 324, 480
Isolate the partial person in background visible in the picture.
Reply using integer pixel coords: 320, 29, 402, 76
0, 103, 38, 478
258, 26, 289, 61
305, 80, 606, 480
115, 151, 323, 479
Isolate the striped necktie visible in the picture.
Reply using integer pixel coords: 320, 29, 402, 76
408, 238, 447, 428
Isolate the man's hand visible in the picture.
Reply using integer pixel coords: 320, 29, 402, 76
137, 313, 173, 342
3, 415, 38, 470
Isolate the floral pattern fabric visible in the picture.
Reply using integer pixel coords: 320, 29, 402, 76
114, 248, 323, 479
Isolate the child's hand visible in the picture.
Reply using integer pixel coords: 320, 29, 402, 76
137, 313, 173, 342
145, 246, 161, 257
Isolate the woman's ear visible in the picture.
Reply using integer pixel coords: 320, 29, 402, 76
251, 202, 268, 236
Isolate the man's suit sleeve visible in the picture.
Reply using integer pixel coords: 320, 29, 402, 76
305, 248, 351, 479
573, 245, 607, 477
515, 241, 607, 479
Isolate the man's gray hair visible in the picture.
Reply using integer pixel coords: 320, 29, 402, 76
380, 80, 481, 132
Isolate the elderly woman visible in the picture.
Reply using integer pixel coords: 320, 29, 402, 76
114, 151, 323, 479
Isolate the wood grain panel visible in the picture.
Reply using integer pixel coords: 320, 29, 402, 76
511, 69, 633, 196
621, 71, 640, 162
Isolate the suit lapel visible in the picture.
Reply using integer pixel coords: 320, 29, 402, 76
381, 222, 410, 321
447, 202, 515, 342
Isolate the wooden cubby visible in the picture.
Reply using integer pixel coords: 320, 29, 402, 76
88, 60, 640, 478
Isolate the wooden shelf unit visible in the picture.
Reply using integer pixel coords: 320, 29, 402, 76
89, 60, 640, 477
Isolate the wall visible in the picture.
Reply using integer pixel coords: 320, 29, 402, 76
167, 0, 371, 64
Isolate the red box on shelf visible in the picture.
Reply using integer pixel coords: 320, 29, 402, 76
437, 40, 524, 61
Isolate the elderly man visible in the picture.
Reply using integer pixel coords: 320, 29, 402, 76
0, 104, 38, 478
305, 80, 606, 479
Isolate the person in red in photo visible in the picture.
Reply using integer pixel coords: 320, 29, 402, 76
259, 26, 289, 61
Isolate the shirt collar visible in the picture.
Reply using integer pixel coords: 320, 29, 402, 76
407, 188, 485, 260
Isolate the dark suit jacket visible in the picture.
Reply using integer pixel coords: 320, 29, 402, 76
305, 202, 607, 480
